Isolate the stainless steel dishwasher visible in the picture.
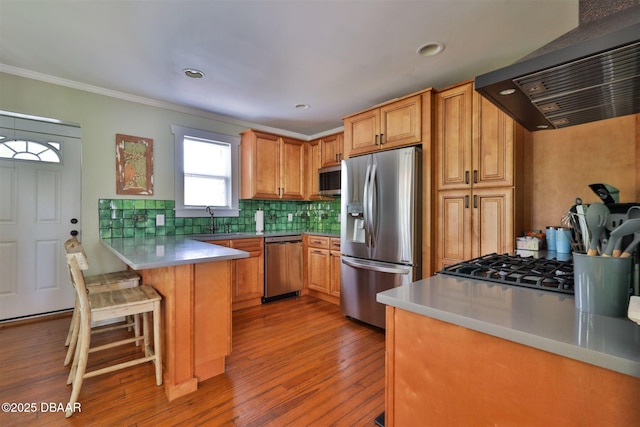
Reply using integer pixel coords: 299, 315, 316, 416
263, 235, 303, 303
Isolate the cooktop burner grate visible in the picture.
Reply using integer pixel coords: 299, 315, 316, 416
439, 253, 574, 294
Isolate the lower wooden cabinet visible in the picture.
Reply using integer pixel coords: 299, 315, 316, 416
329, 238, 341, 298
305, 235, 341, 303
207, 238, 264, 310
435, 187, 514, 270
307, 236, 331, 294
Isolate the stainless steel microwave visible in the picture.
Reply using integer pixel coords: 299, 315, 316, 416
318, 165, 341, 196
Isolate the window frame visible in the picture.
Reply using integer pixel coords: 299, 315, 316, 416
171, 125, 240, 218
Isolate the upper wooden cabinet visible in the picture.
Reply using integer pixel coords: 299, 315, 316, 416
240, 129, 305, 200
320, 132, 344, 167
435, 82, 515, 190
343, 94, 423, 157
306, 138, 323, 200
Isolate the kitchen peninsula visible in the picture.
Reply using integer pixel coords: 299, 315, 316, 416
378, 275, 640, 426
101, 236, 249, 401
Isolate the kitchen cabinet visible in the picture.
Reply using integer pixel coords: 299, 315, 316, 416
306, 138, 323, 200
207, 238, 264, 310
307, 235, 331, 294
384, 306, 640, 427
230, 238, 264, 310
435, 82, 515, 190
305, 235, 341, 303
320, 132, 344, 167
240, 129, 305, 200
436, 188, 514, 267
434, 81, 524, 270
329, 237, 341, 298
343, 94, 422, 158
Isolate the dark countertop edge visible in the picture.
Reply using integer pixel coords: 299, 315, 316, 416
377, 282, 640, 379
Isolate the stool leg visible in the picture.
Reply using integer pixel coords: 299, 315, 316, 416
153, 301, 163, 386
66, 316, 90, 418
64, 304, 81, 367
142, 312, 150, 357
64, 297, 79, 347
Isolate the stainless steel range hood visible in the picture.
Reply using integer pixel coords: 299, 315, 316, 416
475, 3, 640, 132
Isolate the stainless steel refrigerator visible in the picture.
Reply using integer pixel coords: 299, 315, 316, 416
340, 146, 421, 328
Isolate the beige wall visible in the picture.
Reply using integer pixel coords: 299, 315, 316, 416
0, 72, 248, 273
527, 115, 638, 231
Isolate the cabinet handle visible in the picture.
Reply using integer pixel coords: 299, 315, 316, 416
473, 195, 478, 209
375, 134, 379, 145
464, 195, 469, 209
465, 171, 470, 184
312, 250, 324, 254
380, 133, 384, 145
473, 170, 478, 183
335, 154, 339, 162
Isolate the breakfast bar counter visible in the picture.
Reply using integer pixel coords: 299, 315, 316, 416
102, 236, 248, 401
377, 275, 640, 426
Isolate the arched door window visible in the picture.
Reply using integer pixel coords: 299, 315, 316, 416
0, 138, 62, 163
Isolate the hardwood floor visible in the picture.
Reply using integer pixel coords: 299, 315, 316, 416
0, 296, 385, 426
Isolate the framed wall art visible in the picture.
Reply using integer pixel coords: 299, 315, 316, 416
115, 133, 154, 195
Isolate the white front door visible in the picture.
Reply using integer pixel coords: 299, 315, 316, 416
0, 124, 81, 321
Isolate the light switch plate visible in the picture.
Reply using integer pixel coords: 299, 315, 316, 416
629, 296, 640, 325
288, 213, 293, 222
156, 214, 165, 226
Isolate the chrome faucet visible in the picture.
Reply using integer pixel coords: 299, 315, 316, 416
206, 206, 216, 233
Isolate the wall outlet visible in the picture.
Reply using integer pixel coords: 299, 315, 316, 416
156, 214, 165, 226
288, 213, 293, 222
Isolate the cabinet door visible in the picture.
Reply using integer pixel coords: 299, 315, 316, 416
307, 246, 330, 293
280, 137, 305, 200
472, 188, 514, 258
436, 190, 472, 270
230, 238, 264, 302
473, 95, 515, 188
242, 131, 280, 199
330, 237, 341, 297
343, 108, 380, 158
380, 95, 422, 149
306, 139, 322, 199
435, 83, 473, 190
321, 133, 344, 167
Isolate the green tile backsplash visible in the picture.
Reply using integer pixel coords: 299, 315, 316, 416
98, 198, 341, 238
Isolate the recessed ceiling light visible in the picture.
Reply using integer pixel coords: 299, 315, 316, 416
294, 104, 310, 110
536, 124, 550, 129
499, 88, 516, 96
183, 68, 205, 79
416, 42, 445, 57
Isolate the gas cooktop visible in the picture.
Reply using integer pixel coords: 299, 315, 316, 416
439, 253, 574, 295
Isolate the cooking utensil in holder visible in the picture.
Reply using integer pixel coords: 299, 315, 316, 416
573, 253, 632, 317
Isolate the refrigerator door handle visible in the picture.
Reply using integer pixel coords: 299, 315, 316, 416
363, 163, 372, 247
341, 257, 411, 275
368, 163, 377, 248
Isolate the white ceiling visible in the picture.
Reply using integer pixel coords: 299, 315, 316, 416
0, 0, 579, 138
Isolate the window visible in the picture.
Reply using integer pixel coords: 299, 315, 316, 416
171, 125, 240, 217
0, 139, 62, 163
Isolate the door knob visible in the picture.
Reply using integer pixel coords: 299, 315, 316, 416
70, 218, 78, 224
70, 230, 78, 236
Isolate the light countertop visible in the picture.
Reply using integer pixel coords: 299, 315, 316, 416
101, 235, 249, 270
377, 274, 640, 378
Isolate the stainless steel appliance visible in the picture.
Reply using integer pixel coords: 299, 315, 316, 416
340, 146, 421, 328
318, 165, 341, 196
474, 3, 640, 132
439, 253, 575, 294
263, 235, 303, 303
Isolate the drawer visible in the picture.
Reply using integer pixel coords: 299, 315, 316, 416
230, 237, 264, 252
330, 237, 341, 251
308, 235, 330, 249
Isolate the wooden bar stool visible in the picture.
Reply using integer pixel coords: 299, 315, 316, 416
63, 237, 142, 366
64, 244, 163, 418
